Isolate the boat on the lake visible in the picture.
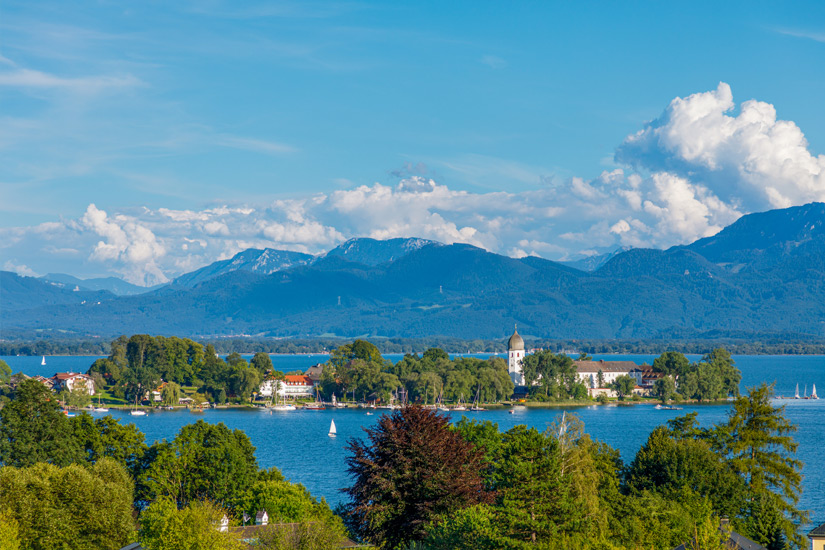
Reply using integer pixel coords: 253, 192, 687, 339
41, 356, 46, 366
328, 419, 337, 438
130, 410, 146, 416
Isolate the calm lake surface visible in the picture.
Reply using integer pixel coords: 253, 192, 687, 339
4, 353, 825, 525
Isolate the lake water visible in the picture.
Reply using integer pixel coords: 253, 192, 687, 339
3, 353, 825, 526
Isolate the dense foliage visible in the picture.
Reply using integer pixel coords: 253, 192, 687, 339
86, 334, 270, 404
0, 384, 344, 550
653, 349, 742, 401
343, 385, 806, 550
319, 340, 514, 404
0, 459, 135, 550
520, 350, 588, 400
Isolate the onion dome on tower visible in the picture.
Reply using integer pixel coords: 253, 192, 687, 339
508, 326, 524, 351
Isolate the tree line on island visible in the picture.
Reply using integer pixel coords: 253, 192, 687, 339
58, 334, 743, 408
0, 373, 808, 549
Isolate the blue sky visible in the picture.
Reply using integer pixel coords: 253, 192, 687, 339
2, 1, 825, 284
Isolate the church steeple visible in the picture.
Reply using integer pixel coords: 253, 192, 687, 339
507, 325, 525, 385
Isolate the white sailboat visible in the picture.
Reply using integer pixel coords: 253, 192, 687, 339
272, 392, 295, 411
795, 383, 800, 399
812, 384, 819, 400
41, 356, 46, 366
328, 419, 337, 437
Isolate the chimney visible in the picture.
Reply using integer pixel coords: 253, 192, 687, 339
720, 517, 730, 530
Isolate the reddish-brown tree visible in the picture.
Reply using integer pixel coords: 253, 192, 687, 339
344, 406, 492, 549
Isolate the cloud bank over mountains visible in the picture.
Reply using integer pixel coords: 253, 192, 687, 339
3, 83, 825, 286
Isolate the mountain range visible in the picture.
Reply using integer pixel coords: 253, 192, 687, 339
5, 203, 825, 340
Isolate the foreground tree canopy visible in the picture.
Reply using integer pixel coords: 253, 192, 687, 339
0, 382, 344, 550
343, 385, 806, 550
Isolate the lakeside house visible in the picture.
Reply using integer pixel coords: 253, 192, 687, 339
258, 377, 281, 398
259, 364, 325, 399
277, 375, 315, 398
48, 372, 96, 395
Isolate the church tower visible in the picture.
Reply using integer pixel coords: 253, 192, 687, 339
507, 326, 525, 385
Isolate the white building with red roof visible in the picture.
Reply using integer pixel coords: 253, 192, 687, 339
277, 375, 314, 398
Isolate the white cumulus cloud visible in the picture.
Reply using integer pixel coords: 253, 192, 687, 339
4, 83, 824, 284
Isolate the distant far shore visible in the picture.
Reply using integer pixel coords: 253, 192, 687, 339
7, 334, 825, 358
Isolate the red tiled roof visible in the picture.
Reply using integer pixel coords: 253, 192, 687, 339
52, 372, 89, 380
283, 375, 312, 385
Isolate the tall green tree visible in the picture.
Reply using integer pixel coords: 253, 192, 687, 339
653, 351, 691, 376
625, 426, 746, 520
344, 407, 491, 549
612, 374, 636, 401
717, 384, 806, 547
654, 376, 676, 403
138, 420, 258, 509
250, 352, 273, 374
0, 379, 82, 467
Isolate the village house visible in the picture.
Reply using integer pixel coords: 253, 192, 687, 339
49, 372, 95, 395
304, 364, 325, 390
150, 381, 168, 402
31, 375, 55, 390
258, 377, 281, 398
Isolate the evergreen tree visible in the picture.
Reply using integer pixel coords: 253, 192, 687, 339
717, 383, 807, 547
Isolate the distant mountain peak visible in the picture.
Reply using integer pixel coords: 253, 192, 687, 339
323, 237, 442, 266
172, 248, 313, 288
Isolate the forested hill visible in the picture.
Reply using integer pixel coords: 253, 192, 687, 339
7, 202, 825, 340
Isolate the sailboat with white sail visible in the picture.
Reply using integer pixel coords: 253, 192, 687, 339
469, 385, 485, 411
41, 356, 46, 366
795, 383, 800, 399
811, 384, 819, 400
272, 390, 296, 411
328, 419, 337, 437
